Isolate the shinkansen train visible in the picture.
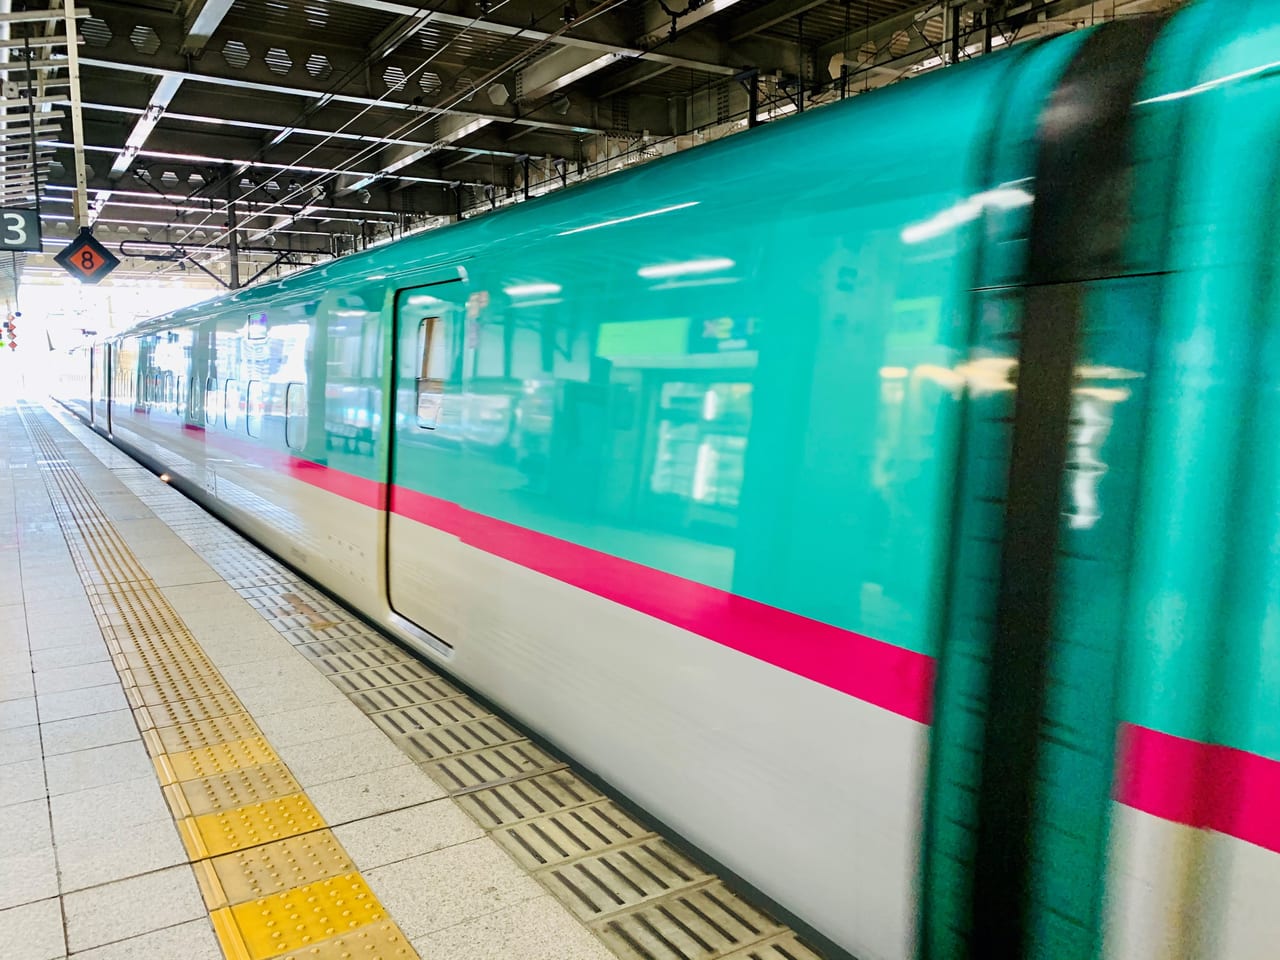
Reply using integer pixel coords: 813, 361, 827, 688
56, 2, 1280, 957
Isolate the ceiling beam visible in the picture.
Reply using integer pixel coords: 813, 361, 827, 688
78, 58, 608, 136
517, 47, 624, 102
334, 113, 496, 196
728, 0, 830, 41
640, 0, 744, 45
106, 0, 234, 192
178, 0, 235, 56
326, 0, 739, 76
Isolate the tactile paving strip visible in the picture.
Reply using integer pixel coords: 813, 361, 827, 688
21, 407, 419, 960
53, 405, 834, 960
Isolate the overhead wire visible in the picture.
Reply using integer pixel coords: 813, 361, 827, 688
154, 0, 629, 279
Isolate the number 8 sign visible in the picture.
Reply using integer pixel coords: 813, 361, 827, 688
54, 227, 120, 285
0, 208, 41, 252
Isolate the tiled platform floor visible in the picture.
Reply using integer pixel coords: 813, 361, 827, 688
1, 400, 824, 960
0, 402, 615, 960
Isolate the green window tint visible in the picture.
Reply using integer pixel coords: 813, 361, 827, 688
205, 377, 219, 425
415, 316, 447, 430
246, 380, 264, 438
285, 382, 308, 451
224, 379, 240, 430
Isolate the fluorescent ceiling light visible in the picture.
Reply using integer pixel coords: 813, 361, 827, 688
504, 282, 561, 297
638, 257, 734, 279
557, 201, 699, 236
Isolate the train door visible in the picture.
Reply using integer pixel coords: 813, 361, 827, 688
385, 275, 469, 651
90, 342, 111, 432
104, 343, 111, 433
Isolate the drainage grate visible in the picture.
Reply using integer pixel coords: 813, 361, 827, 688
369, 699, 486, 739
547, 839, 709, 921
393, 716, 523, 762
300, 648, 412, 674
597, 882, 785, 960
294, 635, 401, 659
721, 934, 828, 960
496, 800, 647, 870
347, 677, 461, 712
280, 622, 385, 646
329, 661, 441, 692
425, 741, 563, 791
452, 771, 605, 828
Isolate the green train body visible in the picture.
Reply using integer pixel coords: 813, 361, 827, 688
59, 2, 1280, 957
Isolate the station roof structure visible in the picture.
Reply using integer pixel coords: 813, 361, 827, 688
0, 0, 1177, 291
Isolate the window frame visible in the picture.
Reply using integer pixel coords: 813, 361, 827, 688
245, 380, 264, 438
415, 316, 446, 430
285, 381, 308, 451
224, 378, 241, 430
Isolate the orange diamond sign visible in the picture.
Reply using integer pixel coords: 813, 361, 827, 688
54, 228, 119, 284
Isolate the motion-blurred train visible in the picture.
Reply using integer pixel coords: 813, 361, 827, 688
56, 2, 1280, 957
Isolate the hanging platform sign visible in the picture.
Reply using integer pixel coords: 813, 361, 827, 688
0, 208, 41, 252
54, 227, 120, 284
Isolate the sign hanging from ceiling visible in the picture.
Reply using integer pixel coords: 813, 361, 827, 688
0, 208, 41, 252
54, 228, 120, 285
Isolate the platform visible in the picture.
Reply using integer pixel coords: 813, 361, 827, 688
0, 401, 819, 960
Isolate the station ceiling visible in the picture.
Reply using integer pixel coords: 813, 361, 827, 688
1, 0, 1177, 292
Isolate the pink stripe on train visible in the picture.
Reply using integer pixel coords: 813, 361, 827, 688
390, 485, 936, 724
116, 413, 937, 722
1116, 723, 1280, 854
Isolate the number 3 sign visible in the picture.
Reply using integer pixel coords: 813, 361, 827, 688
0, 208, 41, 252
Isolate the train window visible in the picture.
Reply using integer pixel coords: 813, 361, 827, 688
246, 380, 264, 438
416, 317, 446, 429
247, 312, 267, 341
285, 382, 308, 451
225, 379, 241, 429
189, 378, 202, 421
205, 377, 220, 425
176, 377, 185, 415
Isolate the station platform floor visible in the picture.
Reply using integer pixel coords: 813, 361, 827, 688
0, 401, 820, 960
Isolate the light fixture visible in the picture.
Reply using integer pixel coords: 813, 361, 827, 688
504, 282, 561, 297
487, 82, 510, 106
357, 188, 371, 205
552, 95, 570, 116
555, 201, 698, 237
637, 257, 735, 280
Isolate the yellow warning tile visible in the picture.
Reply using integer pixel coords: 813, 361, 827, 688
199, 830, 356, 909
181, 792, 325, 859
274, 920, 417, 959
213, 872, 387, 960
153, 713, 263, 754
133, 674, 233, 707
158, 736, 279, 784
121, 650, 221, 685
136, 691, 244, 728
169, 761, 302, 817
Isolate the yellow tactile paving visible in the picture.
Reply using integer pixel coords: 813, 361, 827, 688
158, 737, 282, 783
165, 761, 302, 818
132, 675, 233, 707
134, 691, 248, 728
150, 713, 264, 754
213, 873, 387, 959
21, 408, 420, 960
195, 831, 357, 909
179, 793, 327, 859
272, 921, 418, 960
